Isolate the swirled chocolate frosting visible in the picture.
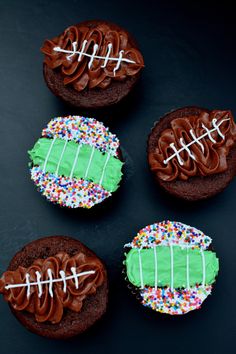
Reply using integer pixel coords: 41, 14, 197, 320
41, 23, 144, 92
0, 252, 105, 324
149, 110, 236, 181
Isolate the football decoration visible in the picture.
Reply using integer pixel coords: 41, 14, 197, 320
124, 220, 219, 315
28, 115, 123, 209
41, 22, 144, 92
0, 236, 108, 339
41, 20, 144, 108
147, 107, 236, 200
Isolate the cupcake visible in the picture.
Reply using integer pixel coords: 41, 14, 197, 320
28, 115, 123, 209
41, 20, 144, 109
148, 107, 236, 201
0, 236, 108, 338
124, 220, 219, 315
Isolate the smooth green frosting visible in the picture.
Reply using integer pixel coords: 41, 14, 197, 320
125, 246, 219, 288
28, 138, 123, 192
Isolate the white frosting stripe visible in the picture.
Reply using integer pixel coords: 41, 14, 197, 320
69, 143, 82, 179
163, 117, 230, 165
138, 249, 144, 289
84, 146, 95, 179
43, 137, 112, 183
5, 270, 96, 297
43, 136, 57, 172
200, 249, 206, 286
99, 152, 111, 186
55, 139, 68, 177
186, 248, 190, 289
153, 246, 158, 290
133, 243, 211, 291
170, 244, 174, 290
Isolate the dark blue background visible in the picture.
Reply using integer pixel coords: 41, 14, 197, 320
0, 1, 235, 353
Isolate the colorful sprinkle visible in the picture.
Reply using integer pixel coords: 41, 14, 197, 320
141, 285, 212, 315
124, 221, 217, 315
125, 220, 211, 250
29, 116, 121, 208
30, 166, 111, 209
42, 115, 120, 156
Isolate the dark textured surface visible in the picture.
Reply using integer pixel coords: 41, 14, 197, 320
7, 236, 108, 339
148, 106, 236, 200
0, 0, 235, 353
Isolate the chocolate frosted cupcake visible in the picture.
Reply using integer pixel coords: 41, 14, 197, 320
124, 221, 219, 315
148, 107, 236, 201
0, 236, 108, 338
41, 20, 144, 108
28, 115, 123, 209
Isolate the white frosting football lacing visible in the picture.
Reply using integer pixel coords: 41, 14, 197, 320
71, 267, 79, 289
113, 50, 124, 75
212, 118, 225, 139
59, 270, 67, 293
47, 269, 53, 297
202, 124, 216, 143
180, 137, 196, 163
66, 41, 77, 60
189, 129, 204, 152
78, 40, 88, 61
25, 273, 31, 298
168, 143, 183, 165
163, 117, 230, 165
35, 271, 42, 297
101, 43, 113, 68
54, 40, 136, 74
5, 269, 96, 298
88, 44, 99, 69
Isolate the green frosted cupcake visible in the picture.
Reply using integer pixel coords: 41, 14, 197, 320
124, 220, 219, 315
28, 115, 123, 209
